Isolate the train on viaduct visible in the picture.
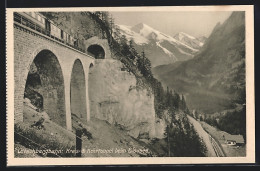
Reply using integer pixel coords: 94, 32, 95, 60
13, 12, 111, 131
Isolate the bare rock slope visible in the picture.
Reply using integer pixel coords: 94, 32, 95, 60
89, 59, 166, 139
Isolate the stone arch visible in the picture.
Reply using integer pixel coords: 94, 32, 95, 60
21, 45, 66, 93
23, 49, 66, 127
70, 59, 87, 129
65, 57, 93, 129
84, 36, 111, 59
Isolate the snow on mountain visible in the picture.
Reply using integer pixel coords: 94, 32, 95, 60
132, 23, 176, 43
174, 32, 206, 50
131, 23, 156, 38
131, 23, 199, 52
176, 46, 194, 56
116, 23, 206, 67
175, 32, 196, 41
117, 24, 148, 45
155, 41, 173, 56
156, 41, 177, 61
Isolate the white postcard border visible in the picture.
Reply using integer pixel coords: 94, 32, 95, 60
6, 5, 255, 166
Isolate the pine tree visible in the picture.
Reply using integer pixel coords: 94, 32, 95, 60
129, 39, 133, 49
173, 91, 180, 109
113, 25, 121, 41
166, 87, 170, 107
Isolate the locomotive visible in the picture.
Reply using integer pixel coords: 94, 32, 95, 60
14, 12, 80, 49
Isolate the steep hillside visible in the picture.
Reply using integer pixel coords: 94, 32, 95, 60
153, 12, 245, 114
117, 23, 205, 67
16, 102, 158, 157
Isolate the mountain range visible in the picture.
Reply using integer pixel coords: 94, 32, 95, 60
117, 23, 207, 67
152, 12, 245, 114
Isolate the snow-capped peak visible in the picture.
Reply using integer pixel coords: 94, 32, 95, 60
131, 23, 157, 36
130, 24, 199, 52
115, 23, 207, 67
130, 23, 185, 45
118, 23, 202, 52
116, 24, 148, 45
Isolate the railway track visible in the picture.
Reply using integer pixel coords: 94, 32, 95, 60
209, 135, 225, 157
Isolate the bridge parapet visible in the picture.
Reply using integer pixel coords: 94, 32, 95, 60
14, 12, 94, 59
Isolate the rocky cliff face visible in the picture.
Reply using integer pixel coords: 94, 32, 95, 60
88, 59, 165, 138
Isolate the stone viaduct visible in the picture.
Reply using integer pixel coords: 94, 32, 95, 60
14, 20, 111, 131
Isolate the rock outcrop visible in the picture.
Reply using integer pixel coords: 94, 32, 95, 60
89, 59, 165, 138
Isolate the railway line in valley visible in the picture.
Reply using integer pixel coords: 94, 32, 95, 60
187, 115, 225, 157
209, 135, 225, 157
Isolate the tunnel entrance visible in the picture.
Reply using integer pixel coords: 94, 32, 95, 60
70, 59, 87, 129
87, 44, 105, 59
24, 50, 66, 127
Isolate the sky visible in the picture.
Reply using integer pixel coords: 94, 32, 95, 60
110, 11, 232, 38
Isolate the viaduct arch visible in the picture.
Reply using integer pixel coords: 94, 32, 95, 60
14, 23, 95, 130
24, 49, 67, 127
70, 59, 87, 127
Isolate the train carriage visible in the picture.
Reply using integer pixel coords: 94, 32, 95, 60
50, 23, 61, 39
15, 12, 82, 50
23, 12, 46, 29
70, 36, 75, 46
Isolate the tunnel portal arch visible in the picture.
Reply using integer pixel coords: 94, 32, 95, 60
84, 36, 111, 59
87, 44, 105, 59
